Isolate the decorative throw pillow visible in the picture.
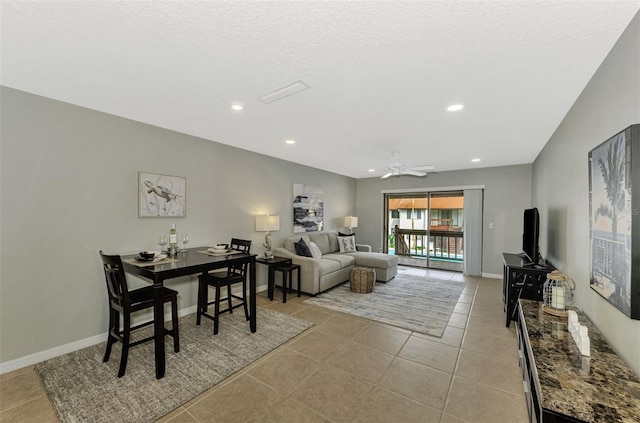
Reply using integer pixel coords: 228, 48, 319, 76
338, 235, 357, 253
308, 241, 322, 259
294, 238, 313, 257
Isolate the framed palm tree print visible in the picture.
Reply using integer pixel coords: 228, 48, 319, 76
589, 124, 639, 319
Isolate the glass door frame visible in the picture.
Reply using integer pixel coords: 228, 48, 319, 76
383, 192, 430, 267
383, 189, 464, 271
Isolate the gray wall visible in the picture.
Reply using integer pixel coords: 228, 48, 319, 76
532, 12, 640, 374
355, 164, 533, 275
0, 87, 356, 364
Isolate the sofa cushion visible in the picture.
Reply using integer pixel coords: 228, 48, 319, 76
348, 252, 399, 268
295, 238, 312, 257
284, 235, 310, 254
327, 232, 340, 253
338, 235, 357, 253
323, 253, 356, 268
308, 241, 322, 259
317, 258, 341, 275
309, 233, 332, 255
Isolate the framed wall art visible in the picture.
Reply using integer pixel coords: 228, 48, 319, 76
138, 172, 186, 217
293, 183, 324, 233
589, 124, 639, 320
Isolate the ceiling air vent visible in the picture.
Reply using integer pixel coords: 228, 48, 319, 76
258, 80, 311, 104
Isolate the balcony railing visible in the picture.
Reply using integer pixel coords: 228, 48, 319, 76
392, 225, 463, 261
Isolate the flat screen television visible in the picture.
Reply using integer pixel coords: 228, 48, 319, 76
522, 207, 540, 265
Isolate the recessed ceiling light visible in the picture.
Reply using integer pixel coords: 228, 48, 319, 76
230, 102, 244, 111
368, 169, 375, 172
447, 104, 464, 112
471, 158, 481, 162
285, 139, 296, 145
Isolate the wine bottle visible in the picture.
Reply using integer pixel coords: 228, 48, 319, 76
169, 223, 178, 252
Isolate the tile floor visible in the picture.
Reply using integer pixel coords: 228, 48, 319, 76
0, 267, 529, 423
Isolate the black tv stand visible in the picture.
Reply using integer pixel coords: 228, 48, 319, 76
516, 251, 544, 268
502, 253, 555, 327
523, 262, 545, 270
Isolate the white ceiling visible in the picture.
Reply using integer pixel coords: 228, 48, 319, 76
2, 1, 639, 178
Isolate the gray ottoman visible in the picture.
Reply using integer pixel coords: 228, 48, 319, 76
350, 252, 399, 282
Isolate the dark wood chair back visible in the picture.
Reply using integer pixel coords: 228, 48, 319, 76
230, 238, 251, 252
99, 250, 179, 377
228, 238, 252, 275
100, 252, 130, 311
196, 239, 252, 334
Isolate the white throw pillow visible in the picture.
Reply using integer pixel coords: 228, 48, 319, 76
308, 241, 322, 259
338, 235, 356, 253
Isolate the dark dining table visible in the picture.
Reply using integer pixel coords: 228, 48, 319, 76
121, 247, 257, 379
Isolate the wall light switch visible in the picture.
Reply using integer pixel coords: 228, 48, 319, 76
489, 222, 494, 230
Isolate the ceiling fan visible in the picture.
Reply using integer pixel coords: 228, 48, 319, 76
380, 152, 434, 179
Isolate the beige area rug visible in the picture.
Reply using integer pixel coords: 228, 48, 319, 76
35, 309, 312, 423
304, 273, 465, 337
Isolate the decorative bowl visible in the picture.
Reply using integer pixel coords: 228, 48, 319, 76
211, 244, 228, 251
139, 251, 158, 259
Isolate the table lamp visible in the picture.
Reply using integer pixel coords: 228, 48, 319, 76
256, 215, 280, 259
344, 216, 358, 234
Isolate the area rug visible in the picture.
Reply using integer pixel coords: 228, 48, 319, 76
35, 309, 312, 423
304, 273, 465, 337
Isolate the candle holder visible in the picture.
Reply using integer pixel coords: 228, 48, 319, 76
542, 271, 575, 317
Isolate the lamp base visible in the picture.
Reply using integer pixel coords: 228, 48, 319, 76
542, 304, 569, 318
263, 231, 275, 260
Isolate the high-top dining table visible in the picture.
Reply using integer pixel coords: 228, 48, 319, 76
122, 247, 257, 379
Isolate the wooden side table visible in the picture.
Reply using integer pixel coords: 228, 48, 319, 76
256, 256, 296, 302
273, 263, 301, 303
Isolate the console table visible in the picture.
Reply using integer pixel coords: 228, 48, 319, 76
503, 253, 555, 327
517, 299, 640, 422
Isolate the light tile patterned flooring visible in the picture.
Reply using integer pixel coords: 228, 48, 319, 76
0, 267, 529, 423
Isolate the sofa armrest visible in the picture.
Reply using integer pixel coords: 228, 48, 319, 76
272, 247, 321, 293
273, 247, 296, 260
356, 244, 372, 252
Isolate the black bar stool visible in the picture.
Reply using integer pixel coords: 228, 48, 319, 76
273, 263, 301, 303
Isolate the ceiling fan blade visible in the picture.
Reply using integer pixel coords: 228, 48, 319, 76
381, 172, 393, 179
401, 170, 427, 177
409, 165, 435, 171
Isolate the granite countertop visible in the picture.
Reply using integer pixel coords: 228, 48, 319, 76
519, 299, 640, 423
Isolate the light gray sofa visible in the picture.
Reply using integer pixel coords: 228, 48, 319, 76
273, 232, 399, 295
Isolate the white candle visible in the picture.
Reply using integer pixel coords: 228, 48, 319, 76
568, 310, 578, 324
568, 310, 577, 321
580, 327, 591, 356
552, 286, 565, 309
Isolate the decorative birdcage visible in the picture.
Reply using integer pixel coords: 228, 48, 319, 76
542, 271, 575, 317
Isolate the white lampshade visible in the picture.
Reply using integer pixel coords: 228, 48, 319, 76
256, 215, 280, 232
344, 216, 358, 228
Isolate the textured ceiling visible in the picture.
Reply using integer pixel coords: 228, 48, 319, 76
2, 1, 639, 178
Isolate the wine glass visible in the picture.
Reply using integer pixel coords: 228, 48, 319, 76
158, 234, 168, 252
181, 233, 189, 252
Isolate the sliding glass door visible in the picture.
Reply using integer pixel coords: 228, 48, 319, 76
384, 191, 464, 272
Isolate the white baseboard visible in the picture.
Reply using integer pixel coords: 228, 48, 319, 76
482, 272, 502, 279
0, 333, 108, 375
0, 284, 268, 375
